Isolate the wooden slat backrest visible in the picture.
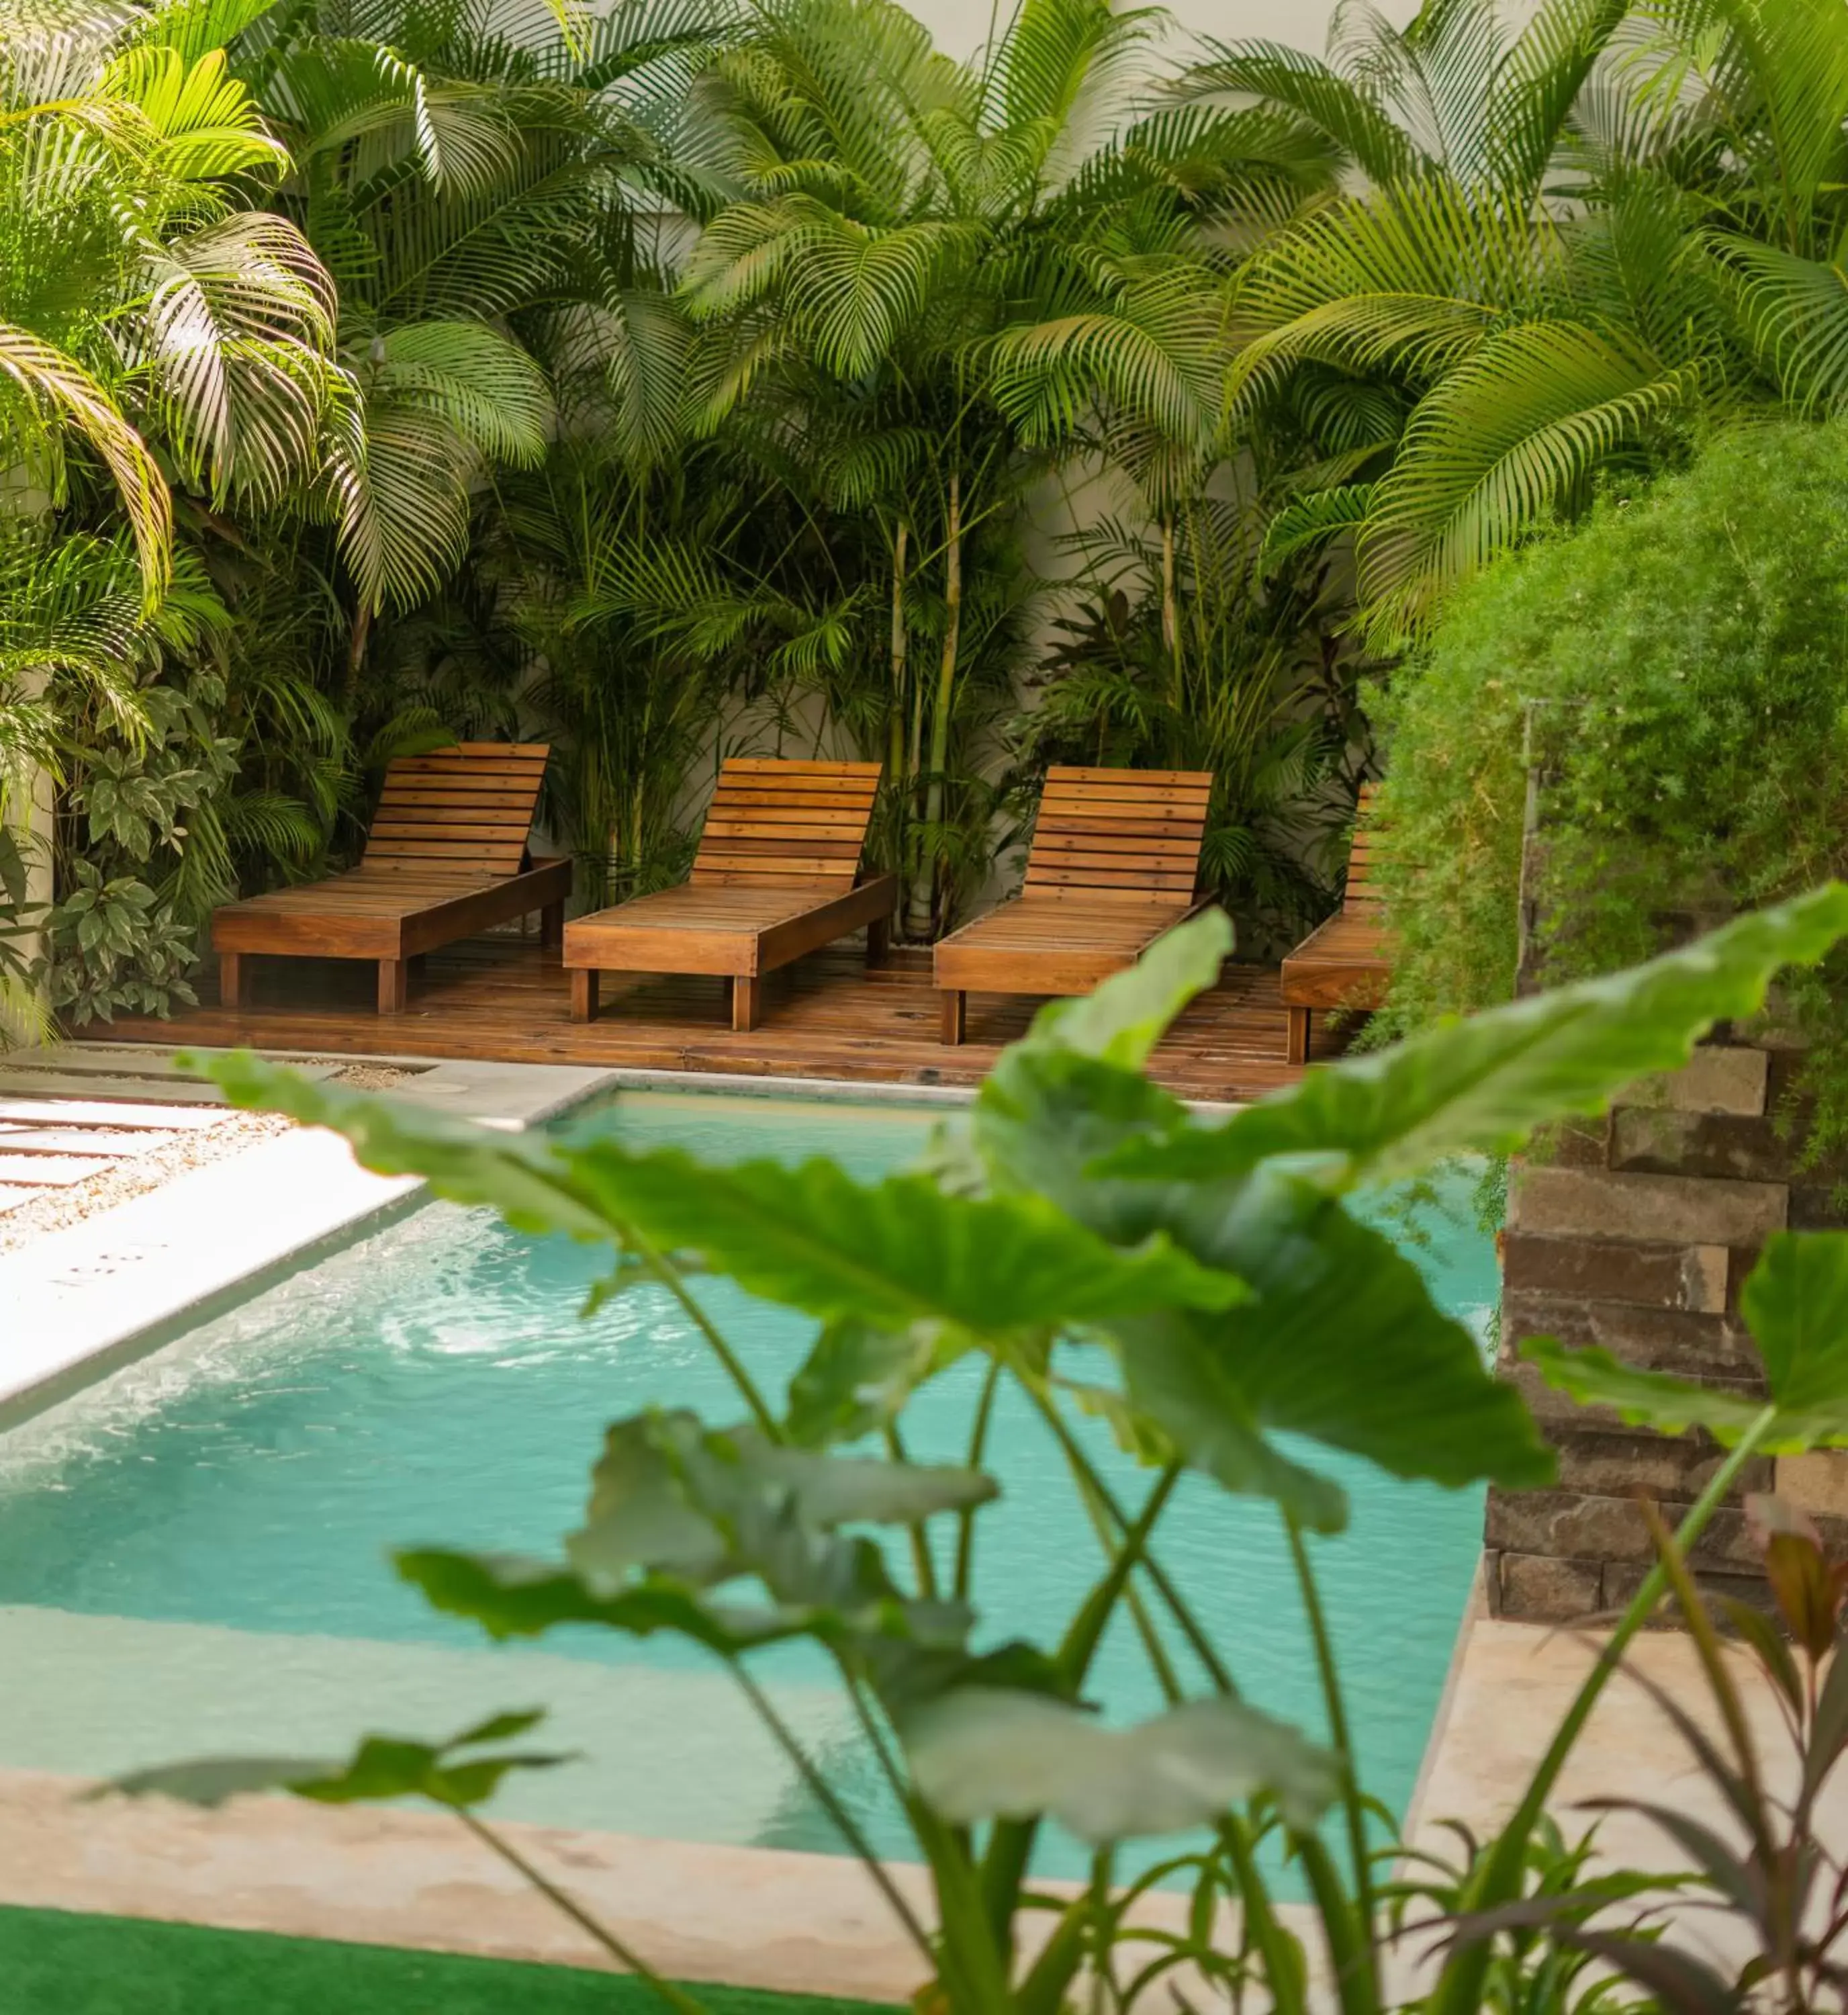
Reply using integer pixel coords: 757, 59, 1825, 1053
363, 743, 550, 877
690, 758, 884, 889
1022, 766, 1213, 905
1344, 783, 1382, 913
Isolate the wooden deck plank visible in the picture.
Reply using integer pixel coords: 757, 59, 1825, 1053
82, 936, 1344, 1100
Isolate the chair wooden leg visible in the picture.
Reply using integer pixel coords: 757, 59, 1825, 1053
732, 975, 761, 1032
941, 989, 966, 1045
378, 958, 408, 1014
571, 969, 598, 1024
541, 899, 564, 950
1285, 1006, 1310, 1066
866, 914, 889, 968
219, 952, 244, 1010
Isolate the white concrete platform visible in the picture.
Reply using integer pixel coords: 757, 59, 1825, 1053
0, 1055, 618, 1425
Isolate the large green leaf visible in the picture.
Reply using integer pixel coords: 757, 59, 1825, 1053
1105, 1309, 1352, 1531
903, 1688, 1340, 1840
566, 1410, 997, 1588
1520, 1341, 1778, 1443
189, 1051, 612, 1239
396, 1548, 936, 1657
196, 1052, 1246, 1337
1102, 1169, 1553, 1529
396, 1543, 1017, 1732
974, 1042, 1192, 1224
785, 1319, 956, 1446
1740, 1230, 1848, 1413
559, 1143, 1247, 1336
1524, 1230, 1848, 1451
1101, 889, 1848, 1191
109, 1711, 566, 1814
1015, 908, 1234, 1069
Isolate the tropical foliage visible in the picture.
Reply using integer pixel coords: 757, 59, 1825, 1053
116, 885, 1848, 2013
12, 0, 1848, 1021
1368, 419, 1848, 1170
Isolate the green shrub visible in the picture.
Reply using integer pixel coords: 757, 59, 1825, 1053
1374, 418, 1848, 1155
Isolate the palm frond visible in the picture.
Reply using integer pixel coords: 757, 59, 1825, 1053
1260, 481, 1375, 572
378, 318, 552, 463
1356, 320, 1700, 640
0, 322, 171, 598
1173, 36, 1420, 184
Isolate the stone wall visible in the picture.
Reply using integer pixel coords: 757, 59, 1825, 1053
1487, 1039, 1848, 1621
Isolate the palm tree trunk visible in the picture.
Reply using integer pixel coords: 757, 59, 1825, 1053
6, 668, 55, 1044
343, 600, 373, 709
1160, 514, 1181, 707
919, 472, 960, 934
887, 517, 909, 797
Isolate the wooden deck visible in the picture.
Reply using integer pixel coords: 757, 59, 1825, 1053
83, 931, 1344, 1104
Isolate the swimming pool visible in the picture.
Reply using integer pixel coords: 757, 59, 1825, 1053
0, 1091, 1496, 1882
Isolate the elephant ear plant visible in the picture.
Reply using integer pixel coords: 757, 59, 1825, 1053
118, 885, 1848, 2015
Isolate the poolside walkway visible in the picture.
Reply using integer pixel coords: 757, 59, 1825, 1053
84, 934, 1341, 1104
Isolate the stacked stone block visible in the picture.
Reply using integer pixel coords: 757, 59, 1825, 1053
1488, 1041, 1848, 1621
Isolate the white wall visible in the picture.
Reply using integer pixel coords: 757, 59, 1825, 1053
907, 0, 1418, 62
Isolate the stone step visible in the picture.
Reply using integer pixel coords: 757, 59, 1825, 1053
0, 1074, 229, 1106
0, 1154, 115, 1187
0, 1128, 165, 1158
0, 1099, 222, 1131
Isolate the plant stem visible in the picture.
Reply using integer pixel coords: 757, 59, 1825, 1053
625, 1231, 780, 1439
884, 1419, 939, 1599
455, 1809, 708, 2015
1215, 1818, 1307, 2015
955, 1360, 1001, 1601
1088, 1848, 1116, 2015
1056, 1462, 1181, 1683
843, 1672, 914, 1819
729, 1666, 937, 1963
1295, 1832, 1379, 2015
977, 1454, 1179, 1974
1032, 1390, 1236, 1691
1284, 1514, 1379, 2010
1429, 1405, 1780, 2015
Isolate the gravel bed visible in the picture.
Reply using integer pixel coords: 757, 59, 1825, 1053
0, 1109, 294, 1256
0, 1059, 420, 1255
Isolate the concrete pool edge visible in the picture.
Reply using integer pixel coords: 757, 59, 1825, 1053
0, 1764, 1330, 2008
0, 1055, 1244, 1435
0, 1054, 622, 1430
0, 1057, 1491, 2004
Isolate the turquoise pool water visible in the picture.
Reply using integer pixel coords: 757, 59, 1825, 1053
0, 1091, 1497, 1880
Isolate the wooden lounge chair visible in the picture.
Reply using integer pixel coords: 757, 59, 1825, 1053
934, 766, 1215, 1045
563, 758, 897, 1032
212, 742, 569, 1015
1280, 783, 1391, 1065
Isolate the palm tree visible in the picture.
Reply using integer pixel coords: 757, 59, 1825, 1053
0, 0, 344, 598
0, 0, 347, 1032
1168, 0, 1712, 643
222, 0, 727, 695
673, 0, 1191, 933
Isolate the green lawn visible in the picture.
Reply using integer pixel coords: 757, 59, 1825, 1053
0, 1905, 892, 2015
